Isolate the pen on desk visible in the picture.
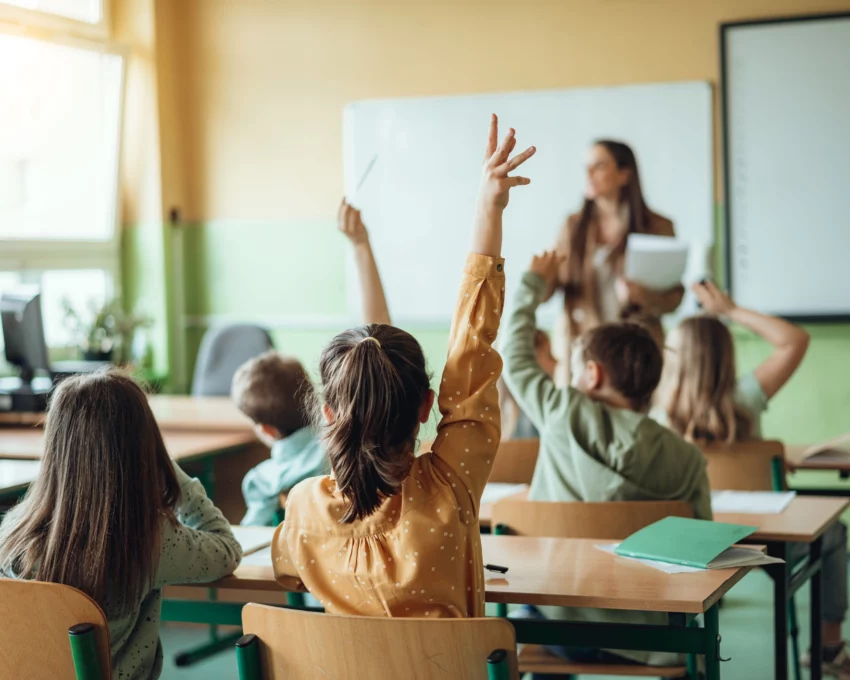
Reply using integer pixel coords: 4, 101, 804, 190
485, 564, 509, 574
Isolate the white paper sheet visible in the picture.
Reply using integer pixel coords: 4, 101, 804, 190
710, 490, 796, 514
480, 483, 529, 505
595, 543, 703, 573
232, 526, 276, 556
623, 233, 689, 290
240, 546, 273, 567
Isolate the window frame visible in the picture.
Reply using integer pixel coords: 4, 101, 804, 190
0, 21, 126, 301
0, 0, 110, 40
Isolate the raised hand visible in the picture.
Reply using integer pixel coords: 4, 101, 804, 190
529, 250, 564, 290
691, 280, 736, 316
478, 114, 536, 211
337, 199, 369, 246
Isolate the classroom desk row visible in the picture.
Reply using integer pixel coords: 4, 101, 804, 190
165, 530, 753, 680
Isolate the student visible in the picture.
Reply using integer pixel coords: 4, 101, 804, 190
501, 250, 711, 671
657, 280, 809, 443
499, 330, 555, 440
272, 115, 535, 617
233, 351, 325, 526
0, 371, 242, 680
657, 283, 850, 677
234, 200, 390, 526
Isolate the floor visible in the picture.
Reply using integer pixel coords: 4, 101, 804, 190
159, 568, 833, 679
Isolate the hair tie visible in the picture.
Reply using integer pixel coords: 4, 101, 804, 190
361, 336, 382, 348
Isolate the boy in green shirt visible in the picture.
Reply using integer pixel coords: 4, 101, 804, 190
502, 252, 711, 670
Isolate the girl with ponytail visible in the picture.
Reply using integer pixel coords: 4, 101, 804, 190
273, 115, 535, 618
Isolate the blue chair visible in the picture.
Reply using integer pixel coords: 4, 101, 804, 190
192, 324, 274, 396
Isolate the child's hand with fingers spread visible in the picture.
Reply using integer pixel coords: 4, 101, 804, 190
338, 199, 369, 246
478, 114, 536, 211
692, 280, 737, 316
529, 250, 564, 291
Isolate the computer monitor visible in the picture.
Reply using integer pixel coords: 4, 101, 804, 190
1, 287, 50, 385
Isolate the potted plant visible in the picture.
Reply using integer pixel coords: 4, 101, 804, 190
62, 297, 152, 365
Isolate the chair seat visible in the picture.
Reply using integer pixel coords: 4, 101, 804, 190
519, 644, 686, 677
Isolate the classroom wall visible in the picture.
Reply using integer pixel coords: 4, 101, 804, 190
130, 0, 850, 442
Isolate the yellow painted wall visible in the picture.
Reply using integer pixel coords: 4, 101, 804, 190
171, 0, 850, 221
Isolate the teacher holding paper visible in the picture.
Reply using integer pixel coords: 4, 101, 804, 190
549, 140, 684, 383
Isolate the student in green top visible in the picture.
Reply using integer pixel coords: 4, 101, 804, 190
657, 282, 849, 678
502, 251, 712, 673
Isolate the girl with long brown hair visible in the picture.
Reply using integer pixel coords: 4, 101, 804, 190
656, 284, 850, 676
549, 140, 684, 384
0, 371, 242, 679
273, 115, 534, 618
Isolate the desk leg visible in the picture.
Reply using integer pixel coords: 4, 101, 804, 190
767, 542, 789, 680
810, 536, 824, 680
703, 604, 721, 680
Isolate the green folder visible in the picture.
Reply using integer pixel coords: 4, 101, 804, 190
614, 517, 759, 569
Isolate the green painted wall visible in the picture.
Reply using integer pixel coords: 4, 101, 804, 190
141, 214, 848, 447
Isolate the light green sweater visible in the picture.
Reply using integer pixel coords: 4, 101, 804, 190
502, 271, 712, 666
0, 464, 243, 679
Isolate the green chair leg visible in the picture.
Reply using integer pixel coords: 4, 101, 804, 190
492, 524, 508, 618
789, 598, 802, 680
771, 456, 786, 492
68, 623, 104, 680
487, 649, 511, 680
236, 634, 262, 680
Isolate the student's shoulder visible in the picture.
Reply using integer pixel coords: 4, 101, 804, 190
285, 474, 332, 507
638, 416, 705, 464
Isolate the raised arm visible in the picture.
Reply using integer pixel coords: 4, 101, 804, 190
693, 281, 810, 399
430, 115, 535, 507
502, 251, 565, 430
339, 200, 391, 325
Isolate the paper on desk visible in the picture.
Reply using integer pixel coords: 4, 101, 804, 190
803, 434, 850, 460
710, 490, 796, 514
241, 546, 273, 567
623, 233, 689, 291
597, 543, 782, 573
481, 483, 529, 505
232, 526, 276, 556
596, 543, 703, 573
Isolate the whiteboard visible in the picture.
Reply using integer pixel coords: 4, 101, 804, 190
723, 14, 850, 319
343, 82, 713, 326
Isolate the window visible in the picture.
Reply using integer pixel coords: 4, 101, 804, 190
0, 17, 123, 359
0, 34, 123, 241
0, 0, 101, 24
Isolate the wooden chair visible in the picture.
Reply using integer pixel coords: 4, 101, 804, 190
235, 604, 518, 679
0, 579, 111, 679
491, 499, 694, 680
699, 439, 785, 492
419, 438, 540, 485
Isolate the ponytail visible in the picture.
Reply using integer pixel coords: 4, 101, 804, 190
316, 324, 431, 523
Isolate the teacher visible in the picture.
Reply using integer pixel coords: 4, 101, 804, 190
549, 140, 684, 384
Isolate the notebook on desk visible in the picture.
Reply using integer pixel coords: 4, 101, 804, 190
802, 434, 850, 462
612, 516, 779, 570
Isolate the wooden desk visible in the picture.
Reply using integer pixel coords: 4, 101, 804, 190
0, 428, 256, 463
147, 395, 254, 432
164, 534, 751, 679
719, 496, 848, 680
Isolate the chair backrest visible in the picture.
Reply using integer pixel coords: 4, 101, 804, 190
241, 603, 518, 679
191, 324, 274, 396
420, 438, 539, 485
698, 439, 785, 491
492, 500, 694, 540
0, 579, 111, 679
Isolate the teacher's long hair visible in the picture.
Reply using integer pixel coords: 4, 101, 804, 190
563, 140, 652, 302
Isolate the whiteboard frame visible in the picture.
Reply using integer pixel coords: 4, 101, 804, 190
720, 11, 850, 323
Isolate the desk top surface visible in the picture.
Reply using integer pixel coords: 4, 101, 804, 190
210, 534, 752, 614
715, 496, 849, 543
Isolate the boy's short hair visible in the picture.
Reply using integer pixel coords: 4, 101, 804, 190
575, 322, 662, 411
231, 351, 313, 436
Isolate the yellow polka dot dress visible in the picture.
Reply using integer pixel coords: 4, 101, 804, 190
273, 253, 505, 618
